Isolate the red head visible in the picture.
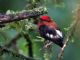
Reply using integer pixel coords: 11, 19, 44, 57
38, 15, 58, 29
40, 15, 52, 22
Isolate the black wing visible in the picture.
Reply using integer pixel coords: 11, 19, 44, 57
39, 25, 63, 47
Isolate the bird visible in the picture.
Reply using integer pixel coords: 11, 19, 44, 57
38, 15, 64, 48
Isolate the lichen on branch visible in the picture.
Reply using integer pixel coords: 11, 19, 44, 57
0, 7, 47, 24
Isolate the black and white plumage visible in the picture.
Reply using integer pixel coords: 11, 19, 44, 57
38, 15, 64, 48
39, 25, 63, 47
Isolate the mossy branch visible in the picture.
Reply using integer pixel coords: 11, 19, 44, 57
0, 7, 47, 24
0, 45, 35, 60
57, 6, 80, 60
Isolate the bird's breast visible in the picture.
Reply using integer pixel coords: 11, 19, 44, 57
38, 21, 58, 29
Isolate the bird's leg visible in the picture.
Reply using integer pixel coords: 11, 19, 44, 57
40, 40, 53, 51
44, 40, 53, 48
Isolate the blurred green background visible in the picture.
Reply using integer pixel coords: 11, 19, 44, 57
0, 0, 80, 60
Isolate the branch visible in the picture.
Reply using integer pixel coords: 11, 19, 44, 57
23, 33, 33, 57
4, 32, 33, 57
4, 33, 22, 48
0, 45, 35, 60
57, 7, 80, 60
0, 7, 47, 24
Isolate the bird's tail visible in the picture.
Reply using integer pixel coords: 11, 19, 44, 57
59, 43, 63, 47
56, 41, 64, 47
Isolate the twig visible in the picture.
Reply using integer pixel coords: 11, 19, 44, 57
23, 33, 33, 57
4, 33, 22, 53
4, 33, 22, 48
4, 32, 33, 57
0, 7, 47, 24
57, 6, 80, 60
0, 45, 35, 60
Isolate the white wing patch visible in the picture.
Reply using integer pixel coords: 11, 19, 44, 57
46, 33, 49, 37
46, 33, 60, 39
46, 33, 54, 38
50, 34, 54, 38
56, 30, 63, 37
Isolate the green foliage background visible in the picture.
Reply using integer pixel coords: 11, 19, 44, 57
0, 0, 80, 60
